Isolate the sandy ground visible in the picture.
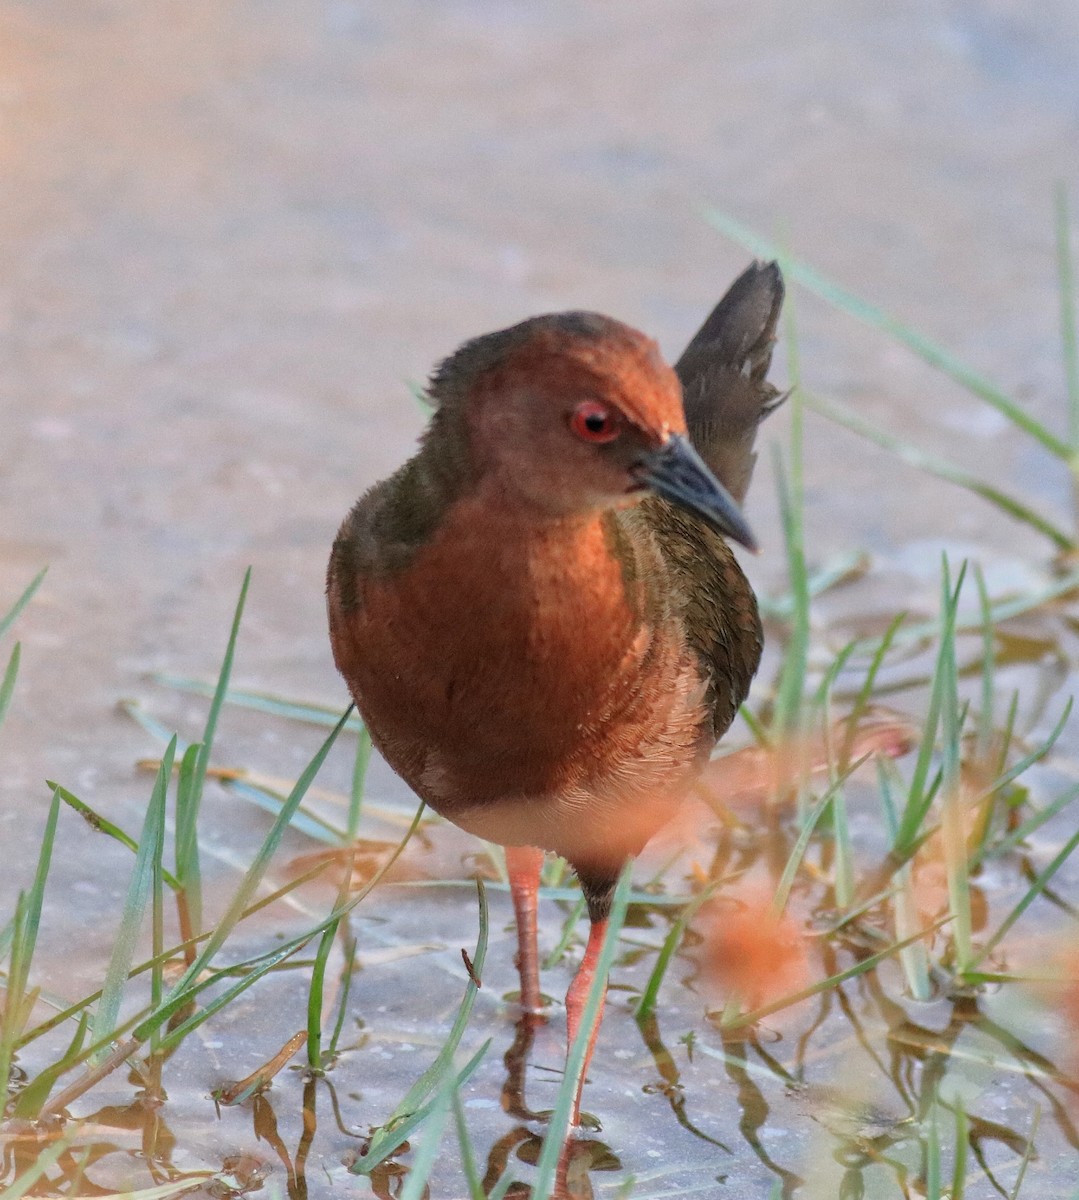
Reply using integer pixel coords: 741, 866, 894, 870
2, 2, 1078, 1194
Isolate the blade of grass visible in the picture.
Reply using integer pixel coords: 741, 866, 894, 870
214, 776, 349, 846
348, 726, 372, 840
719, 915, 950, 1031
46, 782, 182, 891
893, 563, 967, 855
974, 822, 1079, 966
532, 867, 633, 1198
90, 739, 176, 1058
634, 877, 725, 1021
979, 781, 1079, 864
806, 390, 1073, 552
773, 757, 869, 915
0, 568, 47, 643
1057, 183, 1079, 456
894, 859, 933, 1001
11, 1011, 89, 1119
0, 644, 21, 736
352, 880, 490, 1171
1010, 1105, 1040, 1200
161, 705, 350, 1004
770, 285, 810, 742
704, 208, 1072, 460
397, 1069, 456, 1200
951, 1100, 969, 1200
350, 1042, 490, 1178
326, 931, 358, 1063
925, 1099, 942, 1199
543, 893, 587, 970
974, 565, 996, 763
153, 673, 364, 730
758, 550, 870, 621
0, 787, 61, 1113
452, 1088, 485, 1200
306, 914, 342, 1069
939, 559, 974, 974
174, 741, 204, 949
174, 569, 252, 939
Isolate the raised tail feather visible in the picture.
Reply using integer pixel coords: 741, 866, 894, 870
675, 260, 785, 506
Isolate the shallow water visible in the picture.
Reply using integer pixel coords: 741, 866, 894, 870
3, 1, 1079, 1196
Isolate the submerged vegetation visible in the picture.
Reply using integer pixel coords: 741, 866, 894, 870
3, 200, 1079, 1197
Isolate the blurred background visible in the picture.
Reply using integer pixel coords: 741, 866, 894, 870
2, 2, 1078, 1194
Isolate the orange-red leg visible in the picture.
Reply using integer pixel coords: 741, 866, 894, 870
564, 917, 609, 1126
506, 844, 546, 1017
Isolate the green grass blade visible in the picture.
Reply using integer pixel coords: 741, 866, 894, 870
0, 643, 21, 737
974, 565, 995, 762
348, 726, 372, 839
770, 291, 811, 742
774, 758, 867, 914
1010, 1106, 1040, 1200
532, 867, 633, 1198
222, 777, 347, 846
634, 878, 724, 1021
349, 1043, 490, 1177
543, 893, 587, 970
925, 1099, 942, 1199
90, 739, 175, 1058
895, 563, 966, 854
0, 789, 62, 1111
0, 568, 47, 643
759, 551, 870, 621
46, 782, 182, 891
153, 673, 364, 730
173, 571, 251, 925
326, 932, 358, 1063
704, 208, 1072, 460
806, 390, 1074, 551
975, 822, 1079, 965
152, 943, 308, 1053
15, 789, 61, 1000
306, 916, 341, 1069
894, 860, 933, 1001
939, 560, 974, 974
159, 705, 349, 1006
174, 740, 204, 937
1057, 183, 1079, 452
375, 881, 489, 1126
397, 1070, 456, 1200
969, 698, 1072, 814
452, 1088, 485, 1200
951, 1100, 969, 1199
980, 781, 1079, 863
720, 916, 950, 1031
11, 1012, 90, 1119
831, 784, 854, 909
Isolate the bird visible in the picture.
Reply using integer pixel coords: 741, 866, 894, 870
327, 260, 785, 1124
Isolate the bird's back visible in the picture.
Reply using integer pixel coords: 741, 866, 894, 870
633, 260, 784, 742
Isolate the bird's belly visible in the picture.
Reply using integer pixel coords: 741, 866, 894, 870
352, 609, 710, 864
331, 498, 712, 858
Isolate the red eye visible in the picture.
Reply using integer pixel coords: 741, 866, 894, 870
570, 401, 620, 444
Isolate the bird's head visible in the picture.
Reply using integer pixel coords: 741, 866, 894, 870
426, 312, 757, 550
